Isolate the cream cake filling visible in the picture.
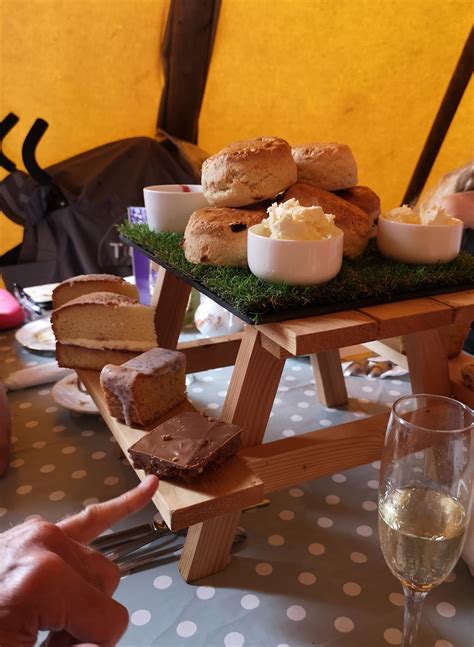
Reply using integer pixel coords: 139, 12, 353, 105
60, 338, 157, 351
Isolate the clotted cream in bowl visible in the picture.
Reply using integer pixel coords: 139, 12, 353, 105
247, 198, 344, 285
377, 204, 463, 264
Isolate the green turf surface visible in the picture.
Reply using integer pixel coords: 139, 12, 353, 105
119, 222, 474, 323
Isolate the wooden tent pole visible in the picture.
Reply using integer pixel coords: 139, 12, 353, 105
401, 28, 473, 207
157, 0, 221, 144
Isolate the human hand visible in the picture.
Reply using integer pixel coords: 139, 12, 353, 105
0, 474, 159, 647
440, 190, 474, 229
0, 380, 10, 476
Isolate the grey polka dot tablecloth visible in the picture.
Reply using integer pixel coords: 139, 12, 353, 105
1, 327, 473, 647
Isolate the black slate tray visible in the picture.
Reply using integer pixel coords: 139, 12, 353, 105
122, 235, 473, 325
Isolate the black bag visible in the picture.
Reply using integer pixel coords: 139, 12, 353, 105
0, 132, 204, 290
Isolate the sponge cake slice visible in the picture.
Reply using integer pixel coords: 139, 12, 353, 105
52, 274, 139, 309
52, 292, 157, 370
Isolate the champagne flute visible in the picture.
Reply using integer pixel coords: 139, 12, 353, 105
378, 394, 472, 646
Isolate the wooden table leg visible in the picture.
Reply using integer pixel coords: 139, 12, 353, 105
179, 511, 241, 582
151, 266, 191, 348
221, 326, 285, 446
310, 350, 348, 407
178, 326, 285, 581
404, 328, 451, 395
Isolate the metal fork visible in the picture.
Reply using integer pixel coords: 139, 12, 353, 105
92, 520, 247, 575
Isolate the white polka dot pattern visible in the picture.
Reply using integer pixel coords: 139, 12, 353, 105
153, 575, 173, 589
255, 562, 273, 576
2, 332, 468, 646
240, 594, 260, 610
436, 602, 456, 618
224, 632, 245, 647
334, 616, 354, 632
287, 605, 306, 621
384, 628, 402, 644
131, 609, 151, 626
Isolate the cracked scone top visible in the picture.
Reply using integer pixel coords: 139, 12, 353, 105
201, 136, 297, 207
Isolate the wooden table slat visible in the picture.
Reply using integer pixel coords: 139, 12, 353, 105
359, 298, 452, 338
429, 290, 474, 324
78, 370, 264, 531
240, 413, 388, 493
257, 310, 378, 356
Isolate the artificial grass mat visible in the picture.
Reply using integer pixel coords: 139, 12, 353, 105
119, 222, 474, 324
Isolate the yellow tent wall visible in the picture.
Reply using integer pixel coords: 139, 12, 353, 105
1, 0, 472, 257
200, 0, 473, 209
0, 0, 169, 254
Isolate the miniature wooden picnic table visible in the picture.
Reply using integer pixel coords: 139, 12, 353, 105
79, 266, 474, 582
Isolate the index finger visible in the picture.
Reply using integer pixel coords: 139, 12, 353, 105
59, 475, 159, 543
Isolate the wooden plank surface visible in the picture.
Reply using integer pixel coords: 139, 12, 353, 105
179, 327, 284, 581
362, 341, 409, 371
257, 310, 378, 356
430, 290, 474, 324
221, 327, 285, 447
403, 329, 451, 395
310, 350, 348, 407
177, 333, 242, 373
240, 414, 389, 493
78, 370, 263, 531
359, 298, 452, 338
179, 511, 241, 582
151, 266, 191, 348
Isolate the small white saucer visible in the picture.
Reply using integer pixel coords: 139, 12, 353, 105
15, 318, 55, 352
23, 283, 59, 306
52, 373, 100, 415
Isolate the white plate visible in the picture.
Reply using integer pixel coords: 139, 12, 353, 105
52, 373, 100, 415
15, 318, 56, 352
23, 283, 59, 305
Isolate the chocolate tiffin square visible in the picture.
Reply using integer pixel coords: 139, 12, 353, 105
128, 412, 242, 482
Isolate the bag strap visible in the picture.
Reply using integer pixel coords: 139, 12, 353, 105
22, 118, 52, 186
0, 112, 19, 172
22, 118, 68, 209
156, 0, 221, 144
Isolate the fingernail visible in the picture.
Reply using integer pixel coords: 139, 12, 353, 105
142, 474, 159, 488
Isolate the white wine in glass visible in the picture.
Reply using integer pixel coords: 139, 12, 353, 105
378, 394, 472, 646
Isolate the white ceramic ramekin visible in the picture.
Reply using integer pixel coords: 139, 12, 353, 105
247, 224, 344, 285
143, 184, 209, 233
377, 216, 463, 264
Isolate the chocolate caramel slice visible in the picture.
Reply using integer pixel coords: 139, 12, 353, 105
128, 412, 242, 482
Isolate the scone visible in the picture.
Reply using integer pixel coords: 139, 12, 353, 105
334, 185, 381, 237
292, 142, 357, 191
201, 136, 297, 207
182, 206, 266, 266
282, 183, 370, 258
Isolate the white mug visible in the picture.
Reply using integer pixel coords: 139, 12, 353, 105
143, 184, 209, 233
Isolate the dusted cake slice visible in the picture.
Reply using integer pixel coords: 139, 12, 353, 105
100, 348, 186, 426
52, 274, 138, 308
128, 412, 242, 482
52, 292, 157, 371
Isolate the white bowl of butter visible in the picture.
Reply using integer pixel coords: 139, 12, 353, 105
377, 205, 463, 264
247, 198, 344, 285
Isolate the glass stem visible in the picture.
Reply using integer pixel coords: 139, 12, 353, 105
401, 586, 428, 647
